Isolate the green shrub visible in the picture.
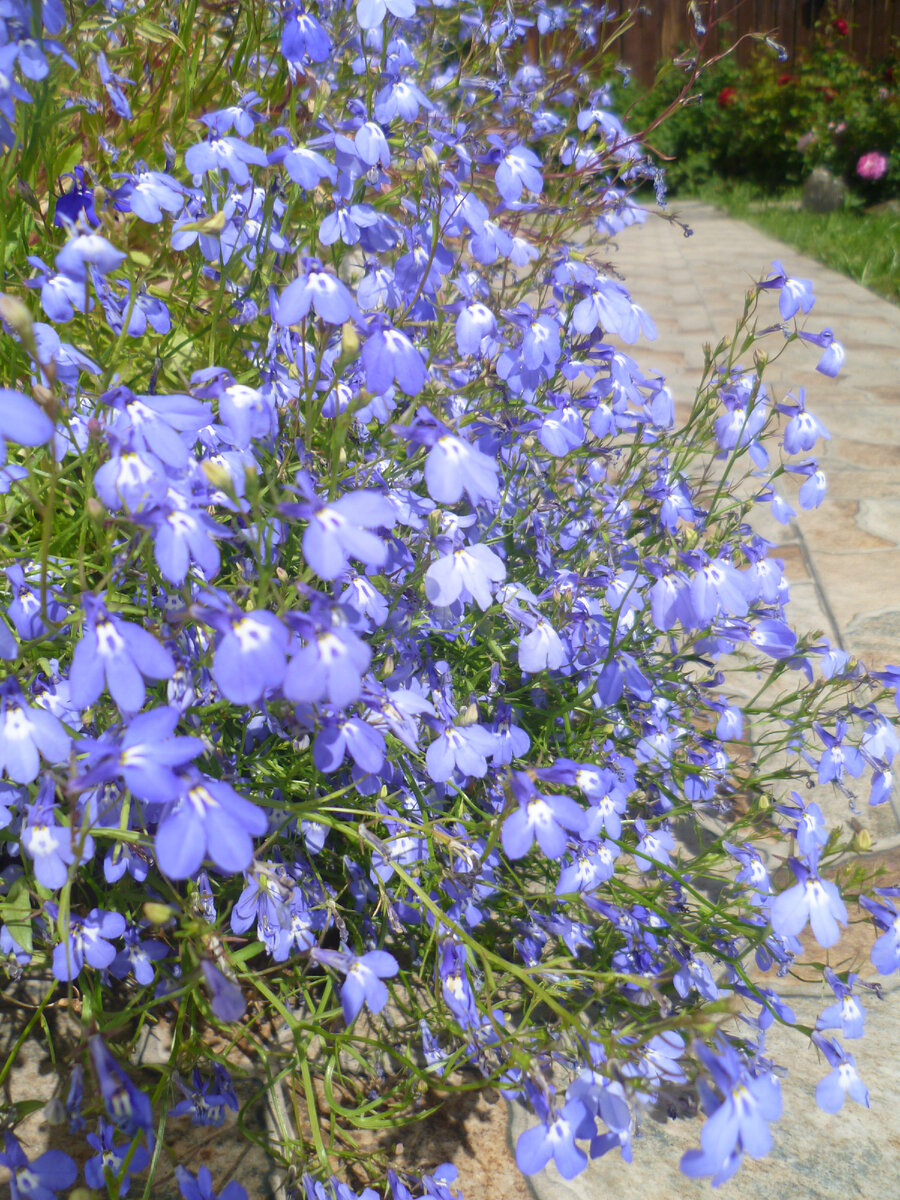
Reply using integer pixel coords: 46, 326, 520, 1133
620, 18, 900, 199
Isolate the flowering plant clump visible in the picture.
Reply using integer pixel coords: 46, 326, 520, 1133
0, 2, 898, 1199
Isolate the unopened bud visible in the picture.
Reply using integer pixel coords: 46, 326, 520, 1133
0, 293, 38, 360
177, 209, 227, 235
458, 702, 479, 727
143, 902, 175, 925
422, 145, 439, 169
852, 828, 873, 853
201, 457, 234, 492
86, 497, 105, 521
341, 320, 360, 360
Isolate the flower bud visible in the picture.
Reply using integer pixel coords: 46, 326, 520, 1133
852, 828, 873, 853
201, 457, 234, 492
0, 293, 38, 361
143, 902, 175, 924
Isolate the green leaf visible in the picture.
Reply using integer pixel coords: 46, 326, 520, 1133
0, 878, 33, 956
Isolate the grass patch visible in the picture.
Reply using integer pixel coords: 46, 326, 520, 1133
678, 181, 900, 305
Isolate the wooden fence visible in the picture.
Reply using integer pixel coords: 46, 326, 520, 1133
617, 1, 899, 87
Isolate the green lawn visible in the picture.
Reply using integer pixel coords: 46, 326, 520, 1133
681, 182, 900, 304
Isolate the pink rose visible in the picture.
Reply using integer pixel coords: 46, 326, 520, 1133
857, 151, 889, 181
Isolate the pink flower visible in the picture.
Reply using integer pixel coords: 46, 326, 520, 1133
857, 151, 889, 181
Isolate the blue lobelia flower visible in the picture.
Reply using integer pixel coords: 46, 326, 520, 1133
515, 1098, 592, 1179
769, 850, 847, 948
281, 6, 332, 63
0, 1132, 77, 1200
310, 946, 399, 1024
680, 1039, 782, 1185
283, 617, 372, 709
0, 679, 71, 783
20, 784, 78, 890
502, 771, 586, 860
357, 0, 415, 29
51, 906, 126, 981
361, 322, 428, 395
69, 595, 174, 713
495, 144, 543, 203
425, 721, 497, 783
54, 228, 125, 279
812, 1034, 870, 1113
89, 1036, 155, 1143
425, 543, 506, 611
0, 387, 55, 458
84, 1119, 150, 1196
274, 260, 361, 326
759, 260, 815, 320
200, 960, 247, 1022
424, 433, 499, 505
207, 608, 290, 704
175, 1165, 248, 1200
815, 968, 866, 1040
183, 135, 267, 186
77, 705, 204, 804
154, 769, 267, 879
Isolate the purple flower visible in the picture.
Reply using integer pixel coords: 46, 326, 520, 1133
70, 595, 174, 712
495, 145, 543, 202
200, 961, 247, 1022
357, 0, 415, 30
209, 609, 289, 704
518, 619, 567, 672
281, 6, 332, 63
184, 135, 267, 186
283, 621, 371, 708
297, 489, 394, 581
89, 1036, 155, 1141
154, 770, 267, 879
425, 435, 499, 505
0, 679, 71, 783
425, 722, 497, 782
21, 789, 78, 889
502, 773, 586, 860
52, 907, 126, 981
274, 262, 361, 326
515, 1099, 591, 1179
816, 970, 866, 1039
681, 1041, 782, 1185
0, 1132, 77, 1200
109, 925, 169, 986
78, 705, 203, 804
84, 1120, 150, 1195
813, 1035, 870, 1113
361, 324, 428, 395
0, 387, 55, 456
770, 853, 847, 948
760, 260, 815, 320
175, 1166, 248, 1200
55, 230, 125, 279
425, 543, 506, 610
313, 717, 385, 773
310, 947, 399, 1024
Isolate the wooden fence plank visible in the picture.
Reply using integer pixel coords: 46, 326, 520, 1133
621, 0, 897, 86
